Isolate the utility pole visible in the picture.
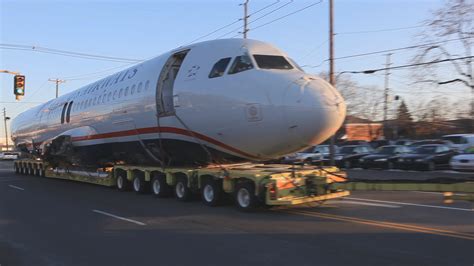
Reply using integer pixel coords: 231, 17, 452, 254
48, 78, 66, 98
328, 0, 336, 166
383, 53, 392, 138
3, 108, 10, 151
242, 0, 250, 38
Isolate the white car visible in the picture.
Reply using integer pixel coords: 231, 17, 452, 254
0, 152, 19, 160
450, 147, 474, 171
442, 134, 474, 151
282, 145, 331, 164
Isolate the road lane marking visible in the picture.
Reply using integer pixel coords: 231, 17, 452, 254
92, 209, 146, 226
285, 210, 474, 241
346, 197, 473, 212
8, 185, 24, 191
337, 200, 400, 208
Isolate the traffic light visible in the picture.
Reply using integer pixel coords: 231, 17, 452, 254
14, 75, 25, 96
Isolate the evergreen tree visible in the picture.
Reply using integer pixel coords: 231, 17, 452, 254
395, 101, 413, 138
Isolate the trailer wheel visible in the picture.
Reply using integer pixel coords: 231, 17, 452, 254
39, 167, 45, 177
151, 175, 171, 198
132, 176, 148, 194
175, 177, 192, 201
26, 165, 33, 175
234, 182, 258, 211
201, 179, 222, 206
116, 172, 131, 191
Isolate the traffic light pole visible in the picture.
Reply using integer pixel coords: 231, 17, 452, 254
3, 108, 10, 151
0, 70, 20, 75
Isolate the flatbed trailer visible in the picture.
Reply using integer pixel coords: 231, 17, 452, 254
13, 159, 349, 210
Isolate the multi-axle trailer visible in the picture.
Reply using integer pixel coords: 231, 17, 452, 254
13, 159, 349, 210
13, 159, 474, 210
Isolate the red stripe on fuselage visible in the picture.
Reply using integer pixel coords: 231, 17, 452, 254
71, 126, 259, 159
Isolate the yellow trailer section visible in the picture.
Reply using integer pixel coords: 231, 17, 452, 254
13, 159, 350, 210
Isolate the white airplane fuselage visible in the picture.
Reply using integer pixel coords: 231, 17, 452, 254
11, 39, 346, 166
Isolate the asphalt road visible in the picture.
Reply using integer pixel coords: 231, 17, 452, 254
0, 161, 473, 266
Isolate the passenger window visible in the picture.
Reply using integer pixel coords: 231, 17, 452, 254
228, 55, 253, 74
253, 55, 293, 70
145, 80, 150, 90
209, 57, 231, 78
131, 84, 136, 95
119, 88, 123, 98
98, 95, 102, 103
137, 82, 143, 93
107, 92, 112, 102
113, 90, 117, 100
124, 86, 129, 96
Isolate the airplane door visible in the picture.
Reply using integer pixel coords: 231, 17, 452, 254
156, 50, 189, 117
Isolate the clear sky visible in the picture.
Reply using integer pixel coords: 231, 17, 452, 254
1, 0, 468, 142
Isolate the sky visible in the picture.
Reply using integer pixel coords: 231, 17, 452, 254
0, 0, 470, 142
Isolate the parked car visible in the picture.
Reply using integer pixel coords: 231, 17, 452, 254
394, 139, 413, 146
282, 145, 331, 164
369, 140, 392, 149
442, 134, 474, 152
0, 152, 19, 160
450, 146, 474, 171
407, 139, 449, 151
339, 140, 371, 146
359, 145, 411, 169
334, 145, 373, 169
396, 144, 457, 171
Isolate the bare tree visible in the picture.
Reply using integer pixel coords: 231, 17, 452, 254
413, 0, 474, 120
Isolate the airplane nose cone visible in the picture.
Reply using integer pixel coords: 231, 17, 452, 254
283, 77, 346, 149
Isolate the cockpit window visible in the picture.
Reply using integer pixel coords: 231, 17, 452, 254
209, 57, 231, 78
288, 58, 304, 72
253, 55, 293, 70
228, 55, 253, 74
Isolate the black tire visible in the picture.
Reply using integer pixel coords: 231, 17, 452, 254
151, 175, 172, 198
344, 160, 352, 169
427, 161, 436, 171
19, 165, 25, 175
26, 165, 33, 175
201, 179, 222, 206
132, 175, 148, 194
39, 166, 46, 177
304, 158, 313, 165
234, 182, 258, 211
387, 161, 395, 170
175, 177, 192, 201
116, 172, 131, 191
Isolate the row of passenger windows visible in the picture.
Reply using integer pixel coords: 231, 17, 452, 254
208, 54, 298, 79
47, 80, 150, 124
72, 80, 150, 112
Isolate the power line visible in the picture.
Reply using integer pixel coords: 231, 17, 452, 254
341, 56, 474, 74
0, 44, 142, 63
302, 37, 473, 68
184, 0, 282, 44
60, 62, 136, 80
215, 0, 295, 39
337, 25, 424, 35
249, 1, 322, 32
